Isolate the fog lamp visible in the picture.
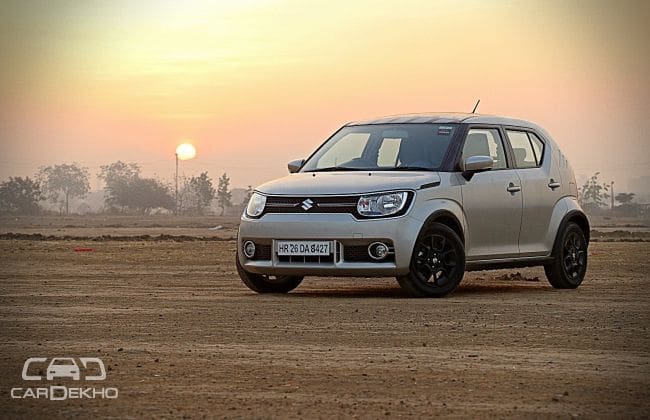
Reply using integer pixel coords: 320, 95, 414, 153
243, 241, 256, 258
368, 242, 389, 260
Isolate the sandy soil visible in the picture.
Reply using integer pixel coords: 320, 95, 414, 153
0, 235, 648, 418
0, 215, 239, 240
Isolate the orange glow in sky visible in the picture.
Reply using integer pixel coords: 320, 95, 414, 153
0, 0, 648, 190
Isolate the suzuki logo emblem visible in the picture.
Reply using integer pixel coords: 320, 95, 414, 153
301, 199, 314, 211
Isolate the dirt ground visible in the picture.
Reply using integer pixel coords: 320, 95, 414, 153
0, 217, 649, 418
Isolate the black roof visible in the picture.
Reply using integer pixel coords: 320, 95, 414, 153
347, 113, 540, 130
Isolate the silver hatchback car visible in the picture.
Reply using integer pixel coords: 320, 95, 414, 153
237, 113, 589, 297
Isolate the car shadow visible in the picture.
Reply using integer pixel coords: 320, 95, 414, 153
451, 282, 548, 296
285, 281, 547, 299
290, 286, 408, 299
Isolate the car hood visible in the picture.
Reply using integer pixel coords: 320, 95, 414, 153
256, 171, 441, 196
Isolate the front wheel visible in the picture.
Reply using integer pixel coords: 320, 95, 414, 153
235, 253, 304, 293
397, 222, 466, 297
544, 221, 588, 289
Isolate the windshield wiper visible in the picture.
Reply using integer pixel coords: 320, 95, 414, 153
386, 166, 435, 171
306, 165, 435, 172
305, 166, 368, 172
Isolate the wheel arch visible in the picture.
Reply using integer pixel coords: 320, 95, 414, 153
544, 197, 589, 253
421, 209, 465, 244
562, 210, 590, 244
553, 209, 590, 256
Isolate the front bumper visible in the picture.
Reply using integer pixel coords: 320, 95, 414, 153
237, 213, 422, 276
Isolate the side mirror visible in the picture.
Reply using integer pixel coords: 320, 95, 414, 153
287, 159, 305, 173
461, 155, 493, 180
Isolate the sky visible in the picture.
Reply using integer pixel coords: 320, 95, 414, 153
1, 0, 649, 193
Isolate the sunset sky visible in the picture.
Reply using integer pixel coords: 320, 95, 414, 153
1, 0, 648, 192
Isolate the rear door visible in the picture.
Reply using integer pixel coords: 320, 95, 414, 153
459, 127, 522, 260
504, 129, 562, 256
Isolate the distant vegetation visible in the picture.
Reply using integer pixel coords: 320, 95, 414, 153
216, 173, 232, 216
1, 166, 645, 218
178, 172, 216, 216
0, 161, 239, 216
0, 177, 42, 215
578, 172, 611, 212
38, 163, 90, 215
578, 172, 645, 217
99, 161, 174, 214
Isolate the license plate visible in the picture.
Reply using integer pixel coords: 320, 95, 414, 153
276, 241, 331, 256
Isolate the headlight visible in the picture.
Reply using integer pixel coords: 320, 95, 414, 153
246, 192, 266, 217
357, 191, 409, 217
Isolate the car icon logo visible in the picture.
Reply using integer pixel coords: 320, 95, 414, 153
301, 199, 314, 211
46, 357, 80, 380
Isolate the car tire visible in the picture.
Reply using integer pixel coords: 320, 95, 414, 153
235, 253, 304, 293
544, 221, 588, 289
396, 222, 466, 298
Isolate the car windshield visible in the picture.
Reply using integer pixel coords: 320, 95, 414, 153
301, 123, 457, 172
51, 358, 75, 365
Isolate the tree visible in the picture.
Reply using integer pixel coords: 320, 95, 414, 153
242, 185, 253, 205
216, 173, 232, 215
0, 177, 42, 215
98, 161, 141, 211
615, 192, 635, 205
38, 163, 90, 214
181, 172, 216, 215
613, 192, 640, 216
123, 177, 174, 214
578, 172, 609, 211
98, 161, 174, 214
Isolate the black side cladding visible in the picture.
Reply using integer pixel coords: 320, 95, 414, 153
419, 181, 440, 190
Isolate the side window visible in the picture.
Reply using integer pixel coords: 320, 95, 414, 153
528, 132, 544, 165
506, 130, 538, 168
315, 132, 369, 168
461, 128, 507, 169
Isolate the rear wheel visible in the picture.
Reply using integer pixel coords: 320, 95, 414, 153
397, 222, 466, 297
544, 222, 588, 289
236, 253, 303, 293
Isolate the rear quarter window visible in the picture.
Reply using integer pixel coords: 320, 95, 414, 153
506, 130, 539, 168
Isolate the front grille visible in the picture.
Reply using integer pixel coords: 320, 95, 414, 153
265, 196, 358, 215
262, 193, 414, 219
342, 245, 371, 262
266, 196, 359, 206
277, 254, 335, 264
243, 241, 395, 264
246, 244, 272, 261
276, 241, 339, 264
343, 244, 395, 263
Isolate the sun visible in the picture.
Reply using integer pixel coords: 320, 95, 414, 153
176, 143, 196, 160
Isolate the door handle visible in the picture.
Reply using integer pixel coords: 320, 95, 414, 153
548, 179, 561, 190
506, 183, 521, 193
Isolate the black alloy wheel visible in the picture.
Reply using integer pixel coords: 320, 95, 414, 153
545, 221, 588, 289
397, 222, 465, 297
